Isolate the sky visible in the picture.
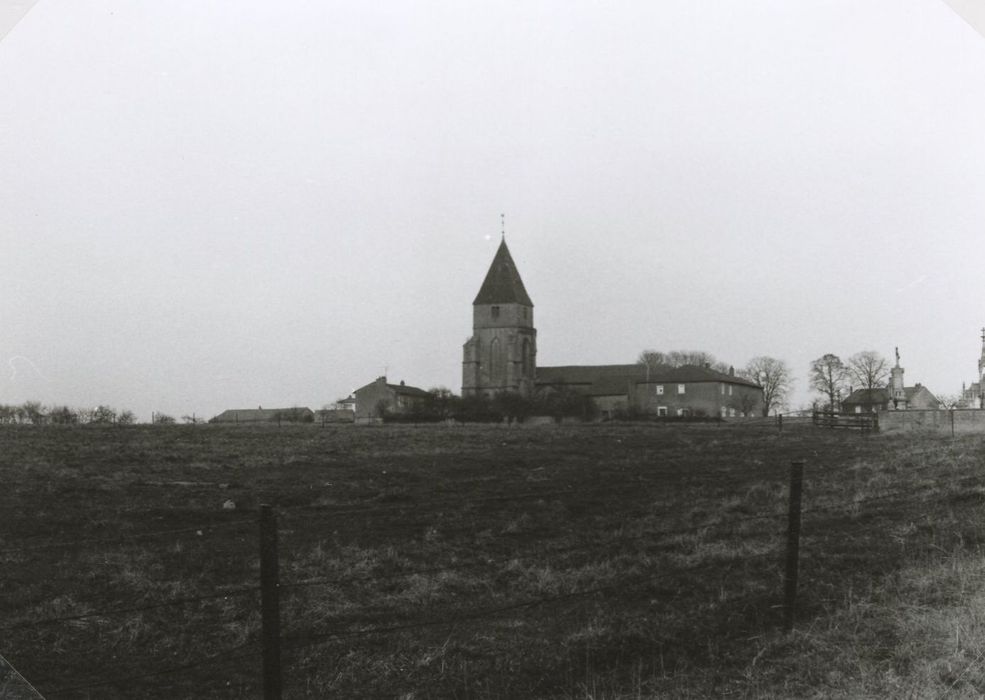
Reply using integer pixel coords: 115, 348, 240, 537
2, 0, 985, 420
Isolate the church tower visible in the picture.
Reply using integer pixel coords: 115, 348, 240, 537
462, 239, 537, 397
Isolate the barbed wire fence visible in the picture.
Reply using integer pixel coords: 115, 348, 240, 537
3, 443, 979, 698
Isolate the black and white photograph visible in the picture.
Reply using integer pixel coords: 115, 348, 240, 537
3, 1, 985, 697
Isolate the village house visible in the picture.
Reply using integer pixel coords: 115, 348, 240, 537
840, 350, 939, 413
353, 376, 432, 423
463, 239, 764, 418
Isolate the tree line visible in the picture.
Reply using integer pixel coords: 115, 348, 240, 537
381, 387, 600, 424
0, 402, 137, 425
808, 351, 895, 410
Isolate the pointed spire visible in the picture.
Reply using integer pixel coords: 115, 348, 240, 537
473, 238, 533, 306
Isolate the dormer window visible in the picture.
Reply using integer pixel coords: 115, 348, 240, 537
491, 306, 500, 319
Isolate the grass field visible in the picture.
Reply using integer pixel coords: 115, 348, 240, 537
3, 421, 985, 698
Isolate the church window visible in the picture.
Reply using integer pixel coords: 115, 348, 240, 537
521, 338, 531, 377
523, 307, 528, 319
491, 306, 500, 319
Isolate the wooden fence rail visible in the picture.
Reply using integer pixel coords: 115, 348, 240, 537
812, 410, 878, 432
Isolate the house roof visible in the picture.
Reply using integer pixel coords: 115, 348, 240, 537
536, 364, 646, 396
646, 364, 761, 387
388, 383, 431, 398
842, 388, 889, 405
353, 377, 431, 398
212, 407, 313, 422
905, 385, 937, 402
473, 239, 533, 306
536, 363, 761, 396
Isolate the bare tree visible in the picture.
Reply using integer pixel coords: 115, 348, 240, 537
48, 406, 78, 424
742, 356, 793, 416
638, 349, 729, 373
22, 401, 46, 425
91, 405, 117, 424
847, 351, 889, 391
937, 394, 960, 410
809, 354, 849, 411
152, 412, 176, 424
637, 350, 669, 371
117, 410, 136, 425
668, 350, 718, 368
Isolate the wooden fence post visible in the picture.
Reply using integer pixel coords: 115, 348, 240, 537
259, 504, 282, 699
777, 413, 783, 433
783, 460, 805, 633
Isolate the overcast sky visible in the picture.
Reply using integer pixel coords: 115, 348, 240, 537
2, 0, 984, 420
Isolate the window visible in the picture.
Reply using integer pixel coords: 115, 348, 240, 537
728, 385, 733, 396
655, 385, 664, 395
491, 306, 500, 319
522, 307, 528, 319
657, 406, 667, 416
721, 384, 725, 395
677, 384, 686, 394
855, 406, 862, 414
729, 408, 736, 417
677, 408, 684, 416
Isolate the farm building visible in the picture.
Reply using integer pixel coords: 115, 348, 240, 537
536, 363, 763, 419
841, 386, 939, 413
211, 407, 314, 423
841, 351, 939, 413
353, 377, 432, 423
462, 239, 763, 418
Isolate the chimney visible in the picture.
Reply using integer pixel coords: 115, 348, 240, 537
729, 365, 735, 376
704, 362, 710, 369
400, 380, 405, 386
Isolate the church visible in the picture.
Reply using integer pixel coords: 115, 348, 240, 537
959, 329, 985, 408
462, 239, 764, 418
